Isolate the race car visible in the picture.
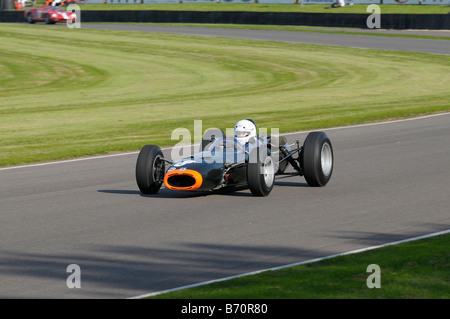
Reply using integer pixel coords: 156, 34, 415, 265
24, 5, 76, 24
136, 120, 334, 197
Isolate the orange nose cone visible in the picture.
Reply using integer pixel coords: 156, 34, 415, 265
164, 169, 203, 191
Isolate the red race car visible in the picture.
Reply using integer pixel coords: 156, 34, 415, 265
24, 5, 76, 24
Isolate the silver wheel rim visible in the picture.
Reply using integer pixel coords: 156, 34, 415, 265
263, 156, 275, 187
321, 142, 333, 176
152, 155, 164, 183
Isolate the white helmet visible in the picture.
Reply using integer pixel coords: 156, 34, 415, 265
234, 119, 257, 146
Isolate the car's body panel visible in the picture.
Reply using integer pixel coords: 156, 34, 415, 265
164, 149, 248, 191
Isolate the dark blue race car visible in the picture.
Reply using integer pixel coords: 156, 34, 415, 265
136, 126, 333, 197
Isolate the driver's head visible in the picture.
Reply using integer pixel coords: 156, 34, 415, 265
234, 119, 257, 146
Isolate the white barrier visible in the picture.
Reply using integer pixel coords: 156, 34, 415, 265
382, 0, 419, 4
182, 0, 217, 3
420, 0, 449, 4
348, 0, 380, 4
303, 0, 379, 3
220, 0, 254, 2
91, 0, 450, 5
257, 0, 296, 3
143, 0, 179, 3
106, 0, 144, 3
302, 0, 334, 3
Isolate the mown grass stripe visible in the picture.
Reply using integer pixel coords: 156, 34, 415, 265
0, 24, 449, 167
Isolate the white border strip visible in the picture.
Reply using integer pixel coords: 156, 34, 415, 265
0, 152, 139, 171
1, 112, 449, 172
129, 228, 450, 299
281, 112, 450, 137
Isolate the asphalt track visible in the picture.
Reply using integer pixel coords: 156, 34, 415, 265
78, 24, 450, 55
1, 25, 450, 299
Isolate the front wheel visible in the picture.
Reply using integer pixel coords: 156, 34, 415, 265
302, 132, 333, 187
136, 145, 165, 194
247, 146, 275, 196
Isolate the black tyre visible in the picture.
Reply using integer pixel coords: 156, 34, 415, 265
27, 13, 34, 24
247, 146, 275, 196
44, 14, 54, 24
302, 132, 333, 187
200, 129, 226, 152
136, 145, 165, 194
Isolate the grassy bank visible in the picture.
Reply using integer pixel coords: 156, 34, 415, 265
0, 24, 449, 166
147, 233, 450, 298
28, 2, 450, 14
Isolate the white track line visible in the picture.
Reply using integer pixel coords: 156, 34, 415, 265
1, 112, 449, 172
129, 228, 450, 299
281, 112, 450, 137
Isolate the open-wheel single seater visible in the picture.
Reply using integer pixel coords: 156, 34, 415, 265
136, 120, 333, 197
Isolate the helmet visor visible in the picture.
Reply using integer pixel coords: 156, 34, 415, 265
235, 131, 250, 138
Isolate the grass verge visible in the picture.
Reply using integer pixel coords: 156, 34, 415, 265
0, 23, 449, 167
30, 2, 450, 14
146, 232, 450, 299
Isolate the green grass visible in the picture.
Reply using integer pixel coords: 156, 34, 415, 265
29, 2, 450, 14
0, 23, 449, 167
147, 233, 450, 299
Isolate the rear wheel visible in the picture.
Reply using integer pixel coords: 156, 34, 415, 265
247, 146, 275, 196
302, 132, 333, 187
27, 13, 34, 24
136, 145, 165, 194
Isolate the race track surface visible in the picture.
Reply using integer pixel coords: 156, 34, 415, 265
78, 24, 450, 55
1, 25, 449, 298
